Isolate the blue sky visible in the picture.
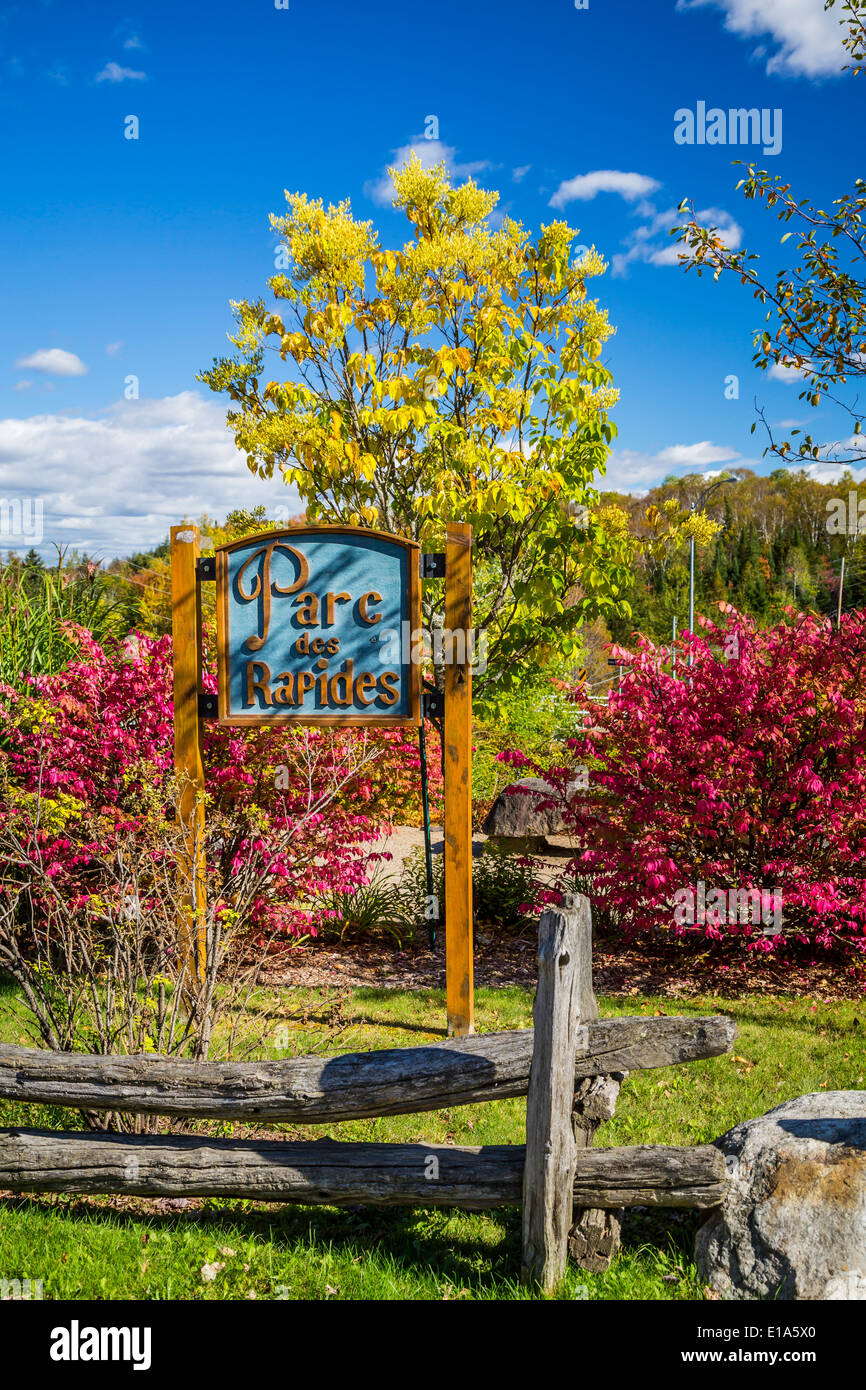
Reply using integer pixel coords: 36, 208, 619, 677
0, 0, 862, 558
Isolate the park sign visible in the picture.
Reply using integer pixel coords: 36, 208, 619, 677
214, 525, 421, 726
171, 518, 472, 1037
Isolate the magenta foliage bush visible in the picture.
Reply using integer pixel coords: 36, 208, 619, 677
0, 625, 421, 939
502, 606, 866, 956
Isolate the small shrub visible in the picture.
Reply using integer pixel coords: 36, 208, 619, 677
314, 868, 415, 946
472, 848, 545, 928
0, 625, 423, 944
397, 845, 544, 936
0, 559, 122, 689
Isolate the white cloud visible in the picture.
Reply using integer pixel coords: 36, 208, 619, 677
364, 138, 493, 206
612, 204, 743, 276
0, 392, 301, 558
549, 170, 661, 210
598, 450, 667, 494
123, 36, 145, 51
105, 341, 123, 357
657, 441, 741, 467
13, 380, 33, 392
15, 348, 88, 377
600, 441, 742, 493
769, 359, 812, 382
675, 0, 848, 77
812, 432, 866, 465
512, 164, 531, 182
803, 455, 866, 485
96, 61, 146, 84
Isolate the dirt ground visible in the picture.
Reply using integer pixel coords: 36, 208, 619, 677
264, 825, 866, 1001
367, 821, 574, 881
268, 933, 865, 1001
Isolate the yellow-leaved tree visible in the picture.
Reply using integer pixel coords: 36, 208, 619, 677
199, 157, 635, 707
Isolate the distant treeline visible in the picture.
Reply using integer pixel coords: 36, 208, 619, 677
6, 477, 866, 663
602, 468, 866, 646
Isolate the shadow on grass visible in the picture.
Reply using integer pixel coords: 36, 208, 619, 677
0, 1192, 703, 1295
338, 1015, 448, 1038
0, 1193, 522, 1290
285, 1009, 447, 1039
701, 1004, 863, 1037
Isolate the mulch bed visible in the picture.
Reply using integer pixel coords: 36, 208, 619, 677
265, 931, 866, 1001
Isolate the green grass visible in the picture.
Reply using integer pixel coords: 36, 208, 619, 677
1, 981, 864, 1301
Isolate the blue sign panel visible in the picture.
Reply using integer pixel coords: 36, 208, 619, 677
215, 527, 420, 726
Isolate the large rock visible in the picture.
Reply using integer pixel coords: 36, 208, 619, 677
696, 1092, 866, 1300
482, 778, 568, 839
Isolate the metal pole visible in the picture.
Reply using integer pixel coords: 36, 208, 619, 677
672, 614, 677, 672
687, 476, 735, 671
688, 531, 695, 668
837, 556, 846, 631
418, 718, 437, 950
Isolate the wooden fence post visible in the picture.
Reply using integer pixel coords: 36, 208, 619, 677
170, 522, 206, 991
521, 894, 589, 1292
569, 1078, 627, 1270
444, 522, 473, 1037
566, 899, 626, 1273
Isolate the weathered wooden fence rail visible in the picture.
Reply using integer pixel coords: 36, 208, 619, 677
0, 894, 736, 1293
0, 1131, 727, 1209
0, 1017, 733, 1122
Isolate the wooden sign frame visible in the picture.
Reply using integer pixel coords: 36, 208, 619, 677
214, 524, 421, 729
172, 518, 474, 1038
444, 522, 473, 1036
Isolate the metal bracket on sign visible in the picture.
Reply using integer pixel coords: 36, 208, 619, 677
422, 690, 444, 720
420, 552, 445, 579
198, 692, 219, 720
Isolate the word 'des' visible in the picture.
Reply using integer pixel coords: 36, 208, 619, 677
216, 528, 421, 726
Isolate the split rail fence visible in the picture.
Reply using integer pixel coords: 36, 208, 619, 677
0, 895, 734, 1291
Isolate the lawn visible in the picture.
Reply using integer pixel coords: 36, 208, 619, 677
1, 979, 864, 1301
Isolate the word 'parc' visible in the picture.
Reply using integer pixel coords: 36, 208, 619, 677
215, 527, 420, 726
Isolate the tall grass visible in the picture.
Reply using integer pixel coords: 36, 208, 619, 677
0, 559, 122, 689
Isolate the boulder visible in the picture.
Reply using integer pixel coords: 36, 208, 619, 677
482, 777, 568, 839
696, 1091, 866, 1300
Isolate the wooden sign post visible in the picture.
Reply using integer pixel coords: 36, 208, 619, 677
170, 523, 207, 992
444, 523, 474, 1037
170, 520, 474, 1035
